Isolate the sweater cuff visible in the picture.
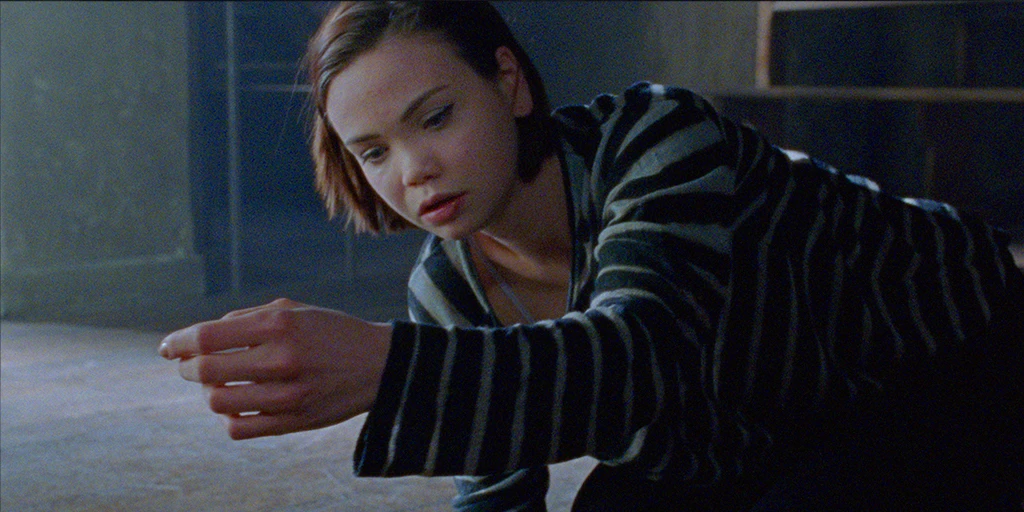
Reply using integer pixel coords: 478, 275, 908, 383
353, 320, 419, 476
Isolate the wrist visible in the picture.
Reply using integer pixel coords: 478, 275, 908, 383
363, 321, 395, 413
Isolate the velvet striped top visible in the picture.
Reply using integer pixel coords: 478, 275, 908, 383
353, 82, 1018, 487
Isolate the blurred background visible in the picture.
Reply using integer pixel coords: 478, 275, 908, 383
2, 1, 1021, 330
1, 2, 1022, 511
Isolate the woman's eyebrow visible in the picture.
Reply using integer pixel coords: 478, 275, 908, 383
343, 85, 448, 146
399, 85, 447, 123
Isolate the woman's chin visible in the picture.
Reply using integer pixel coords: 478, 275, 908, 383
424, 222, 476, 241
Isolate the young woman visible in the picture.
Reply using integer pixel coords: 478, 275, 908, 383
160, 2, 1023, 510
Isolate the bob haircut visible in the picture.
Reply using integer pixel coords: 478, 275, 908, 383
304, 1, 559, 234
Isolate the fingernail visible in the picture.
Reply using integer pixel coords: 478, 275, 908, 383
158, 341, 169, 358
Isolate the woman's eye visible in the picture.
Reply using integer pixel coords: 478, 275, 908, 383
361, 147, 386, 164
423, 104, 453, 129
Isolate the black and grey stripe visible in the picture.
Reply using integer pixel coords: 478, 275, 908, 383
354, 82, 1018, 489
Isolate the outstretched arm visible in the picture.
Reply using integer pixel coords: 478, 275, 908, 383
159, 298, 393, 440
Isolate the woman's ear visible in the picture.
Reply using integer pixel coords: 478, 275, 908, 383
495, 46, 533, 118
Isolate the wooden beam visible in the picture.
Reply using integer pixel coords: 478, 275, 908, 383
713, 86, 1024, 103
770, 1, 978, 11
755, 1, 774, 89
771, 1, 978, 11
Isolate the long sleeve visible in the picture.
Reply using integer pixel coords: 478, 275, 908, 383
353, 82, 1020, 489
354, 84, 720, 479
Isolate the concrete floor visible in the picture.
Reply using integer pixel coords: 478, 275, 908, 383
4, 245, 1019, 511
0, 321, 597, 511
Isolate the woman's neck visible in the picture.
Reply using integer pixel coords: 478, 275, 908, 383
474, 153, 572, 284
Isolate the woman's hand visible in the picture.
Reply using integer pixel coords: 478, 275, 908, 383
158, 298, 393, 440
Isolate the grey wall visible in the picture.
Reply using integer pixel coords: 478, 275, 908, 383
496, 1, 759, 107
1, 2, 203, 320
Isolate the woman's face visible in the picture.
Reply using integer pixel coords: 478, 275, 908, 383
325, 33, 532, 240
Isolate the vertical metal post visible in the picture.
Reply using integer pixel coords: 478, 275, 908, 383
225, 1, 242, 294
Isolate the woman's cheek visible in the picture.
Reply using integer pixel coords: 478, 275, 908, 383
366, 174, 404, 216
455, 119, 492, 160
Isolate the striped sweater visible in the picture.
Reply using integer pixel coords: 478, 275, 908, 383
353, 82, 1019, 488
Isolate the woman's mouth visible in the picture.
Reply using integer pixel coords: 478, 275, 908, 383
418, 193, 466, 225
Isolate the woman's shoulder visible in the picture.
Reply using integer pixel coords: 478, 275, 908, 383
551, 82, 729, 198
551, 82, 719, 157
553, 82, 714, 128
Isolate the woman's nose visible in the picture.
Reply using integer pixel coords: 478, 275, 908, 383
401, 149, 440, 187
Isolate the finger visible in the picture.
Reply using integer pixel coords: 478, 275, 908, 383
224, 412, 306, 440
221, 301, 282, 320
224, 409, 348, 440
206, 381, 307, 416
220, 306, 265, 320
178, 345, 298, 384
159, 313, 275, 360
222, 298, 305, 319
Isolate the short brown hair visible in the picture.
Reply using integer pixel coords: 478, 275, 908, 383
304, 1, 558, 234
